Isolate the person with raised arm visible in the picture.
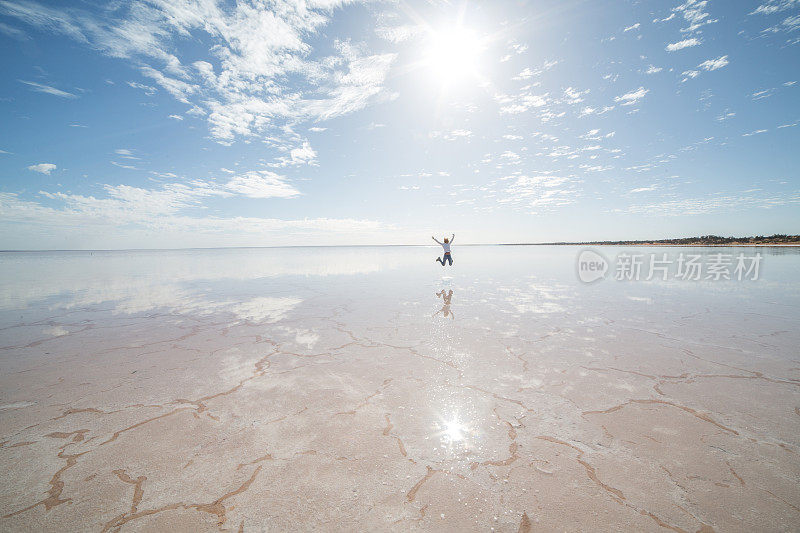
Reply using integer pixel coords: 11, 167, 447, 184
432, 234, 455, 266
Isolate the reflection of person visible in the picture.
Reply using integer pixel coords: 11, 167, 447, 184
432, 234, 455, 266
434, 289, 454, 319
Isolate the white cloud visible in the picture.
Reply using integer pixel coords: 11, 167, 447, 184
579, 105, 615, 116
698, 55, 729, 70
681, 56, 729, 82
0, 21, 27, 39
270, 141, 317, 167
309, 126, 327, 132
513, 68, 535, 80
430, 129, 473, 141
17, 79, 76, 98
752, 88, 775, 100
762, 14, 800, 34
623, 23, 640, 32
646, 65, 663, 74
111, 161, 137, 170
375, 23, 420, 43
495, 91, 549, 114
127, 81, 156, 96
290, 142, 317, 165
563, 87, 589, 104
614, 87, 649, 106
681, 69, 700, 81
672, 0, 718, 33
628, 191, 800, 215
0, 189, 388, 247
742, 129, 768, 136
665, 38, 701, 51
168, 114, 183, 120
498, 174, 576, 212
225, 171, 300, 198
2, 1, 397, 145
751, 0, 799, 15
653, 13, 676, 23
27, 163, 56, 174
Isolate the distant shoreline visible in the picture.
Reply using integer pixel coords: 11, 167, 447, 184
526, 243, 800, 247
526, 234, 800, 247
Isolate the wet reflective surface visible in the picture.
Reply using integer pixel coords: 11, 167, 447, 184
1, 246, 799, 531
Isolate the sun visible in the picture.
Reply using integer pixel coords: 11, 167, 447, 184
444, 418, 465, 442
423, 25, 485, 85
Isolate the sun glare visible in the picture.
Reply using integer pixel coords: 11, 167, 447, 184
425, 25, 484, 84
444, 418, 465, 442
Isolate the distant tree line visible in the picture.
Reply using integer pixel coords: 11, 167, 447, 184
541, 234, 800, 245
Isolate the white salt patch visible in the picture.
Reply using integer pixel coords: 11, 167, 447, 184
0, 401, 35, 410
44, 326, 69, 336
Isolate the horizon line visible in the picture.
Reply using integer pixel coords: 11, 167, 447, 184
3, 240, 799, 253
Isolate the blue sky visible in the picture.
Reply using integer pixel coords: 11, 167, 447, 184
0, 0, 798, 249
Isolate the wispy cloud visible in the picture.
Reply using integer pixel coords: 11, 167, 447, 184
628, 191, 800, 215
18, 80, 77, 98
0, 182, 384, 243
127, 81, 157, 96
750, 1, 800, 36
665, 37, 701, 51
114, 149, 137, 159
751, 0, 800, 15
0, 21, 27, 39
682, 55, 729, 81
429, 129, 473, 141
752, 88, 775, 100
498, 174, 576, 212
2, 0, 397, 147
375, 23, 421, 43
111, 161, 137, 170
614, 87, 649, 106
225, 171, 300, 199
716, 110, 735, 121
673, 0, 718, 33
698, 55, 729, 70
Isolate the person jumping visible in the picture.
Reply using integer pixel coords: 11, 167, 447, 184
432, 234, 455, 266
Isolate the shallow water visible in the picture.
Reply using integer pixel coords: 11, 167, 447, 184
1, 246, 799, 531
